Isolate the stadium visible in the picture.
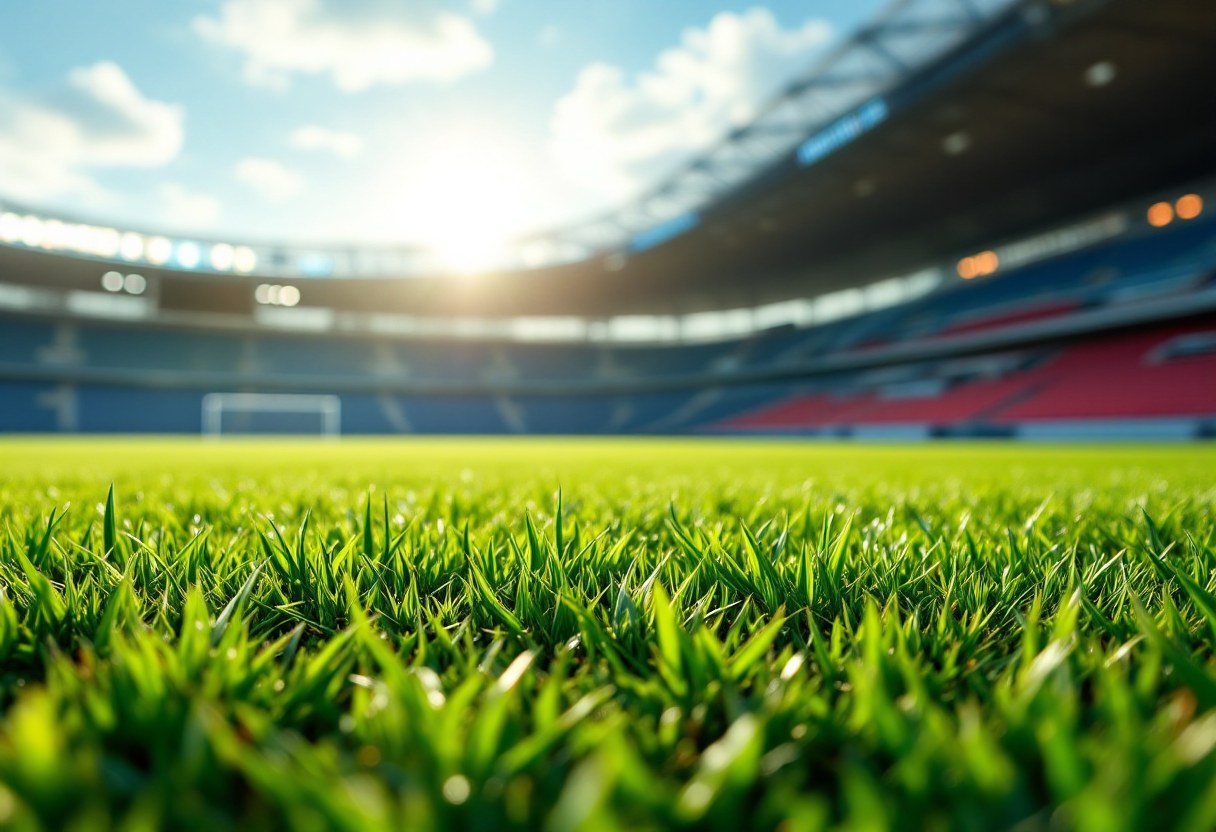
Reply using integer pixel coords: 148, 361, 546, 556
2, 0, 1216, 829
2, 0, 1213, 438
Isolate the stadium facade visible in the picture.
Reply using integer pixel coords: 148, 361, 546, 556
1, 0, 1214, 437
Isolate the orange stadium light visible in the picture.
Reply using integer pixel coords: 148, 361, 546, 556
1147, 201, 1174, 227
1176, 194, 1203, 220
975, 250, 999, 275
959, 251, 999, 279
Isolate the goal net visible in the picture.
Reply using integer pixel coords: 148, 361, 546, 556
201, 393, 341, 437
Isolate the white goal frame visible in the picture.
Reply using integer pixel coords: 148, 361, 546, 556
201, 393, 341, 437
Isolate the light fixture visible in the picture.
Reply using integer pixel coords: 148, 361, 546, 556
44, 221, 68, 249
124, 274, 147, 295
255, 283, 299, 307
120, 233, 145, 261
147, 237, 173, 265
942, 132, 971, 156
209, 243, 235, 271
957, 250, 998, 279
233, 246, 257, 273
1176, 194, 1203, 220
94, 228, 120, 258
101, 271, 125, 292
1147, 202, 1174, 228
1084, 61, 1116, 87
298, 254, 334, 277
176, 241, 201, 269
0, 213, 20, 243
20, 216, 44, 247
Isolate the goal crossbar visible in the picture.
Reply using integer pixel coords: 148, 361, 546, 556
201, 393, 341, 437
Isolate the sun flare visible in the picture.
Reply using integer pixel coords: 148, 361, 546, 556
377, 137, 545, 274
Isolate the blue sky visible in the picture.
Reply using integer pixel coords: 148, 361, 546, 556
0, 0, 887, 252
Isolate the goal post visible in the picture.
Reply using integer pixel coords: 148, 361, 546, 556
201, 393, 341, 437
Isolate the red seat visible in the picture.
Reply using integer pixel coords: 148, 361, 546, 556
722, 321, 1216, 430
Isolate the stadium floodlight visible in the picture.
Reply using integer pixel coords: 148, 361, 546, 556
20, 216, 44, 247
1084, 60, 1116, 87
1147, 202, 1174, 228
209, 243, 235, 271
1176, 194, 1203, 220
44, 220, 68, 249
176, 241, 201, 269
123, 274, 147, 295
94, 228, 121, 258
0, 212, 20, 243
120, 232, 144, 261
233, 246, 258, 273
201, 393, 341, 438
147, 237, 172, 265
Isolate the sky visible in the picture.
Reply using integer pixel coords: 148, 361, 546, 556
0, 0, 889, 254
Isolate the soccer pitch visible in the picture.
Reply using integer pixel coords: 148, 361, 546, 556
2, 439, 1216, 831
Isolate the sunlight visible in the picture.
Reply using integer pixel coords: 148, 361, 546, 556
377, 136, 546, 274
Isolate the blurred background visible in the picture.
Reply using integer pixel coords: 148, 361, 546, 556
0, 0, 1213, 438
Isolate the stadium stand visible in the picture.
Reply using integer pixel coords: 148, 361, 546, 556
722, 320, 1216, 437
1, 0, 1213, 438
2, 201, 1214, 437
2, 193, 1215, 436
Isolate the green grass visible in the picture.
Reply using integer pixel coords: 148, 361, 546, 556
2, 438, 1216, 831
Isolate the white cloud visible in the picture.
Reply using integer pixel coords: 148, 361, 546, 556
550, 8, 831, 198
0, 61, 184, 203
194, 0, 494, 92
290, 125, 364, 158
236, 158, 305, 201
158, 183, 222, 228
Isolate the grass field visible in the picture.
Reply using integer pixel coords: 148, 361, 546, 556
2, 438, 1216, 831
